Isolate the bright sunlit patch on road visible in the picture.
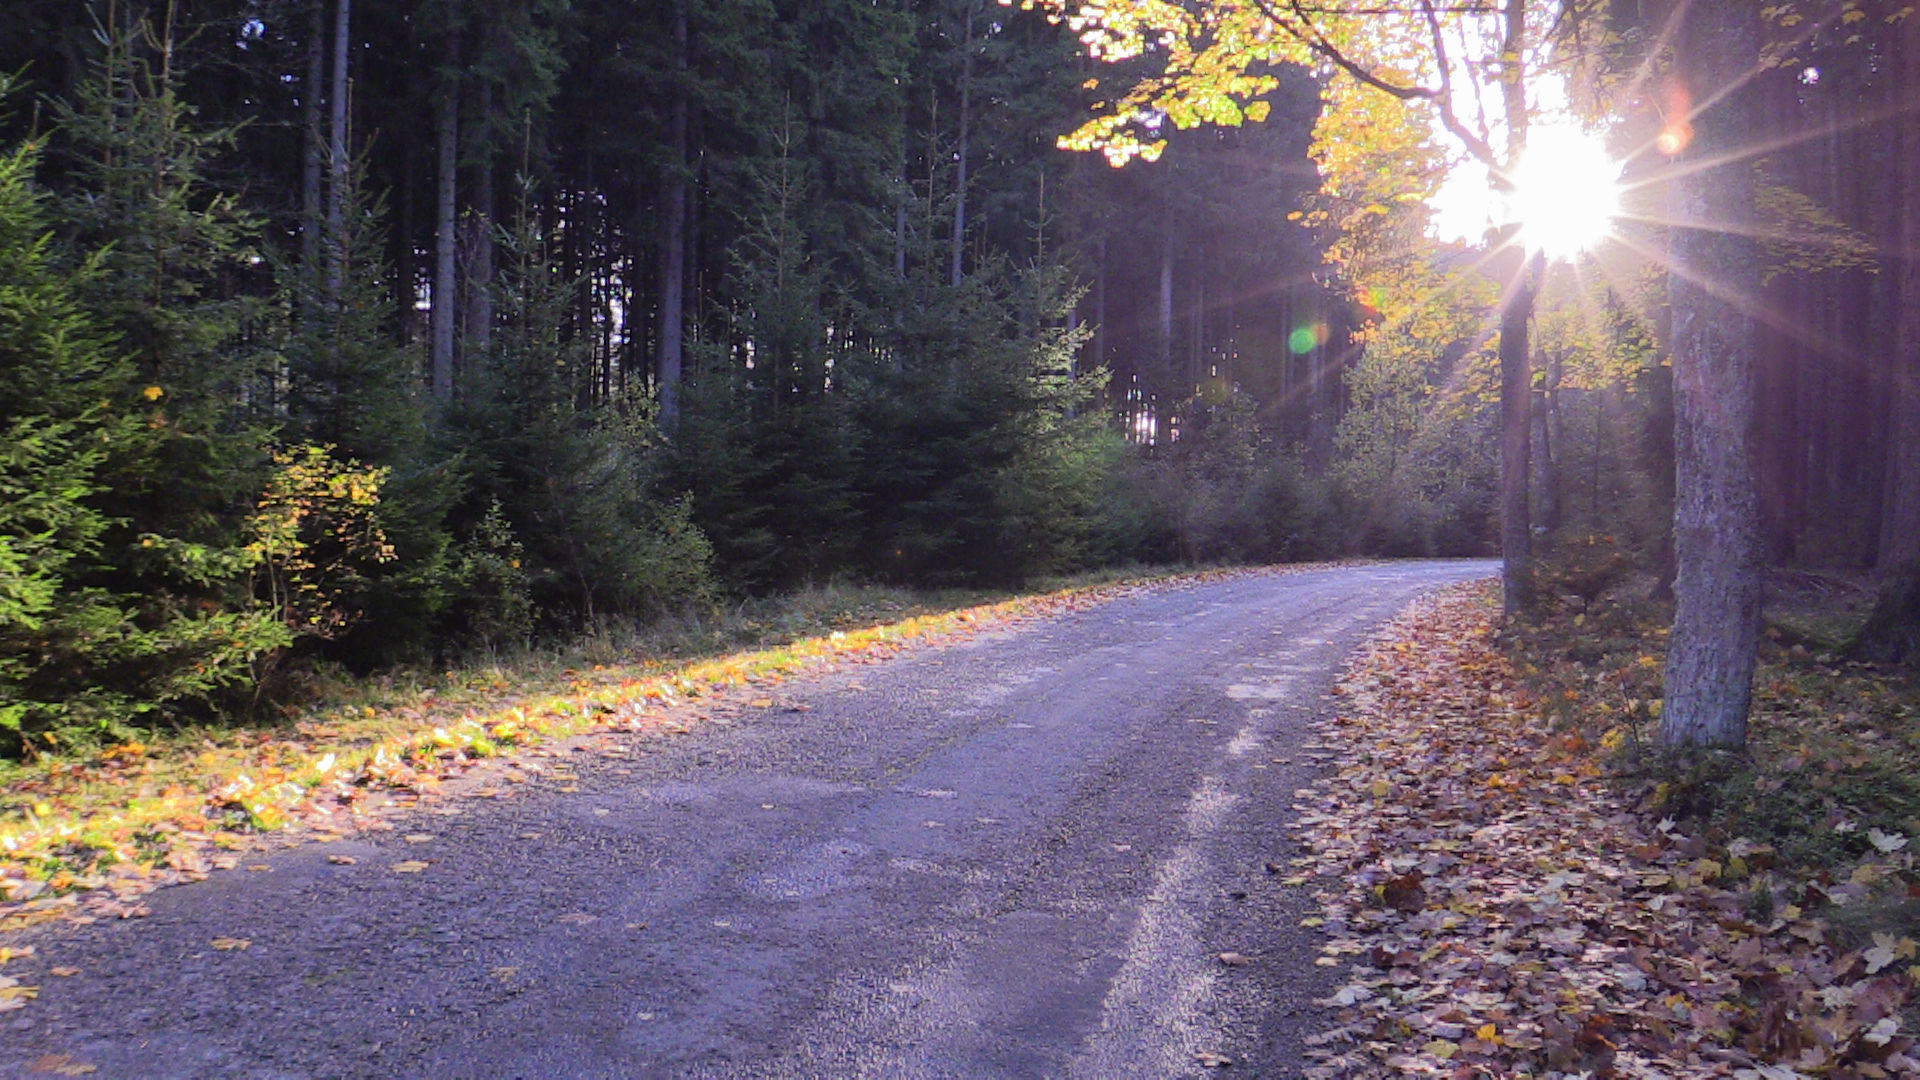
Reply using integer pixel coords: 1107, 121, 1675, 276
1506, 124, 1624, 260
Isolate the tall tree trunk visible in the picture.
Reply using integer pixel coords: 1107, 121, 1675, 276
1496, 0, 1534, 617
1190, 275, 1204, 392
1857, 10, 1920, 662
300, 0, 325, 277
655, 0, 689, 432
1660, 0, 1763, 749
1877, 9, 1920, 578
1499, 263, 1535, 612
1093, 232, 1108, 373
468, 79, 495, 357
1538, 349, 1562, 535
431, 34, 458, 399
1158, 231, 1175, 395
949, 2, 975, 289
325, 0, 350, 303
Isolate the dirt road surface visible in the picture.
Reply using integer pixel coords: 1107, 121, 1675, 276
1, 560, 1493, 1079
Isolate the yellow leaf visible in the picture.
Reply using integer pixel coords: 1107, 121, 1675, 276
210, 937, 250, 951
1370, 779, 1391, 798
27, 1054, 96, 1076
390, 860, 429, 874
749, 698, 774, 708
142, 386, 164, 401
1427, 1039, 1459, 1059
1477, 1023, 1499, 1044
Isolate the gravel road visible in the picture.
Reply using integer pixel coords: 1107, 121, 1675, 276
0, 560, 1493, 1080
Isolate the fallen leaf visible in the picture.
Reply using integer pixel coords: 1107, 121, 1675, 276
210, 937, 250, 951
49, 967, 79, 977
327, 855, 357, 865
1218, 952, 1254, 967
1194, 1050, 1232, 1068
404, 834, 435, 844
557, 912, 596, 925
749, 698, 774, 708
1867, 943, 1898, 974
27, 1055, 97, 1076
390, 860, 429, 874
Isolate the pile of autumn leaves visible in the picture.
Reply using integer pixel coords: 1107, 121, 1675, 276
1293, 583, 1919, 1079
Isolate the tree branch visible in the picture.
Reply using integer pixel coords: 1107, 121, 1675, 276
1420, 0, 1501, 169
1247, 0, 1437, 101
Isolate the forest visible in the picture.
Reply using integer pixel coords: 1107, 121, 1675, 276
0, 0, 1916, 759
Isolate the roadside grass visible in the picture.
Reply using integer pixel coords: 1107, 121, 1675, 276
0, 562, 1278, 929
1508, 563, 1920, 952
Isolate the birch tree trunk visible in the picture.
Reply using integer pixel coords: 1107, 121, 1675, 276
1660, 0, 1763, 749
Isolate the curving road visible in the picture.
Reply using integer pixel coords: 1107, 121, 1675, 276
0, 560, 1493, 1080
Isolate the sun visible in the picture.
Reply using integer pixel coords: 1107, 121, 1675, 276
1506, 124, 1625, 260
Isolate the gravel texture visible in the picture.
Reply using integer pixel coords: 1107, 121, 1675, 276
0, 560, 1493, 1079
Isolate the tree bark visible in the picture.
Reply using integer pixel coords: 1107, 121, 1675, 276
1093, 232, 1108, 372
949, 2, 975, 289
1856, 10, 1920, 663
1495, 0, 1534, 617
1660, 0, 1763, 749
468, 78, 495, 357
300, 0, 325, 278
1539, 348, 1562, 535
431, 33, 459, 399
655, 0, 689, 433
1499, 269, 1534, 611
325, 0, 350, 303
1158, 230, 1175, 396
1876, 8, 1920, 579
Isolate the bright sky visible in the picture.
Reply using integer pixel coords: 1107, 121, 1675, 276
1422, 68, 1624, 258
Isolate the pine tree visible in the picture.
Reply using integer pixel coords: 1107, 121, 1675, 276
0, 104, 288, 756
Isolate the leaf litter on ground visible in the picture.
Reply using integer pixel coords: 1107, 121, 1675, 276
1295, 582, 1918, 1079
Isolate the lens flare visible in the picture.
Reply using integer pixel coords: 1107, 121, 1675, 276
1506, 124, 1625, 260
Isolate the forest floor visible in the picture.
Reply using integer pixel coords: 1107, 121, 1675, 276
1294, 579, 1920, 1078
